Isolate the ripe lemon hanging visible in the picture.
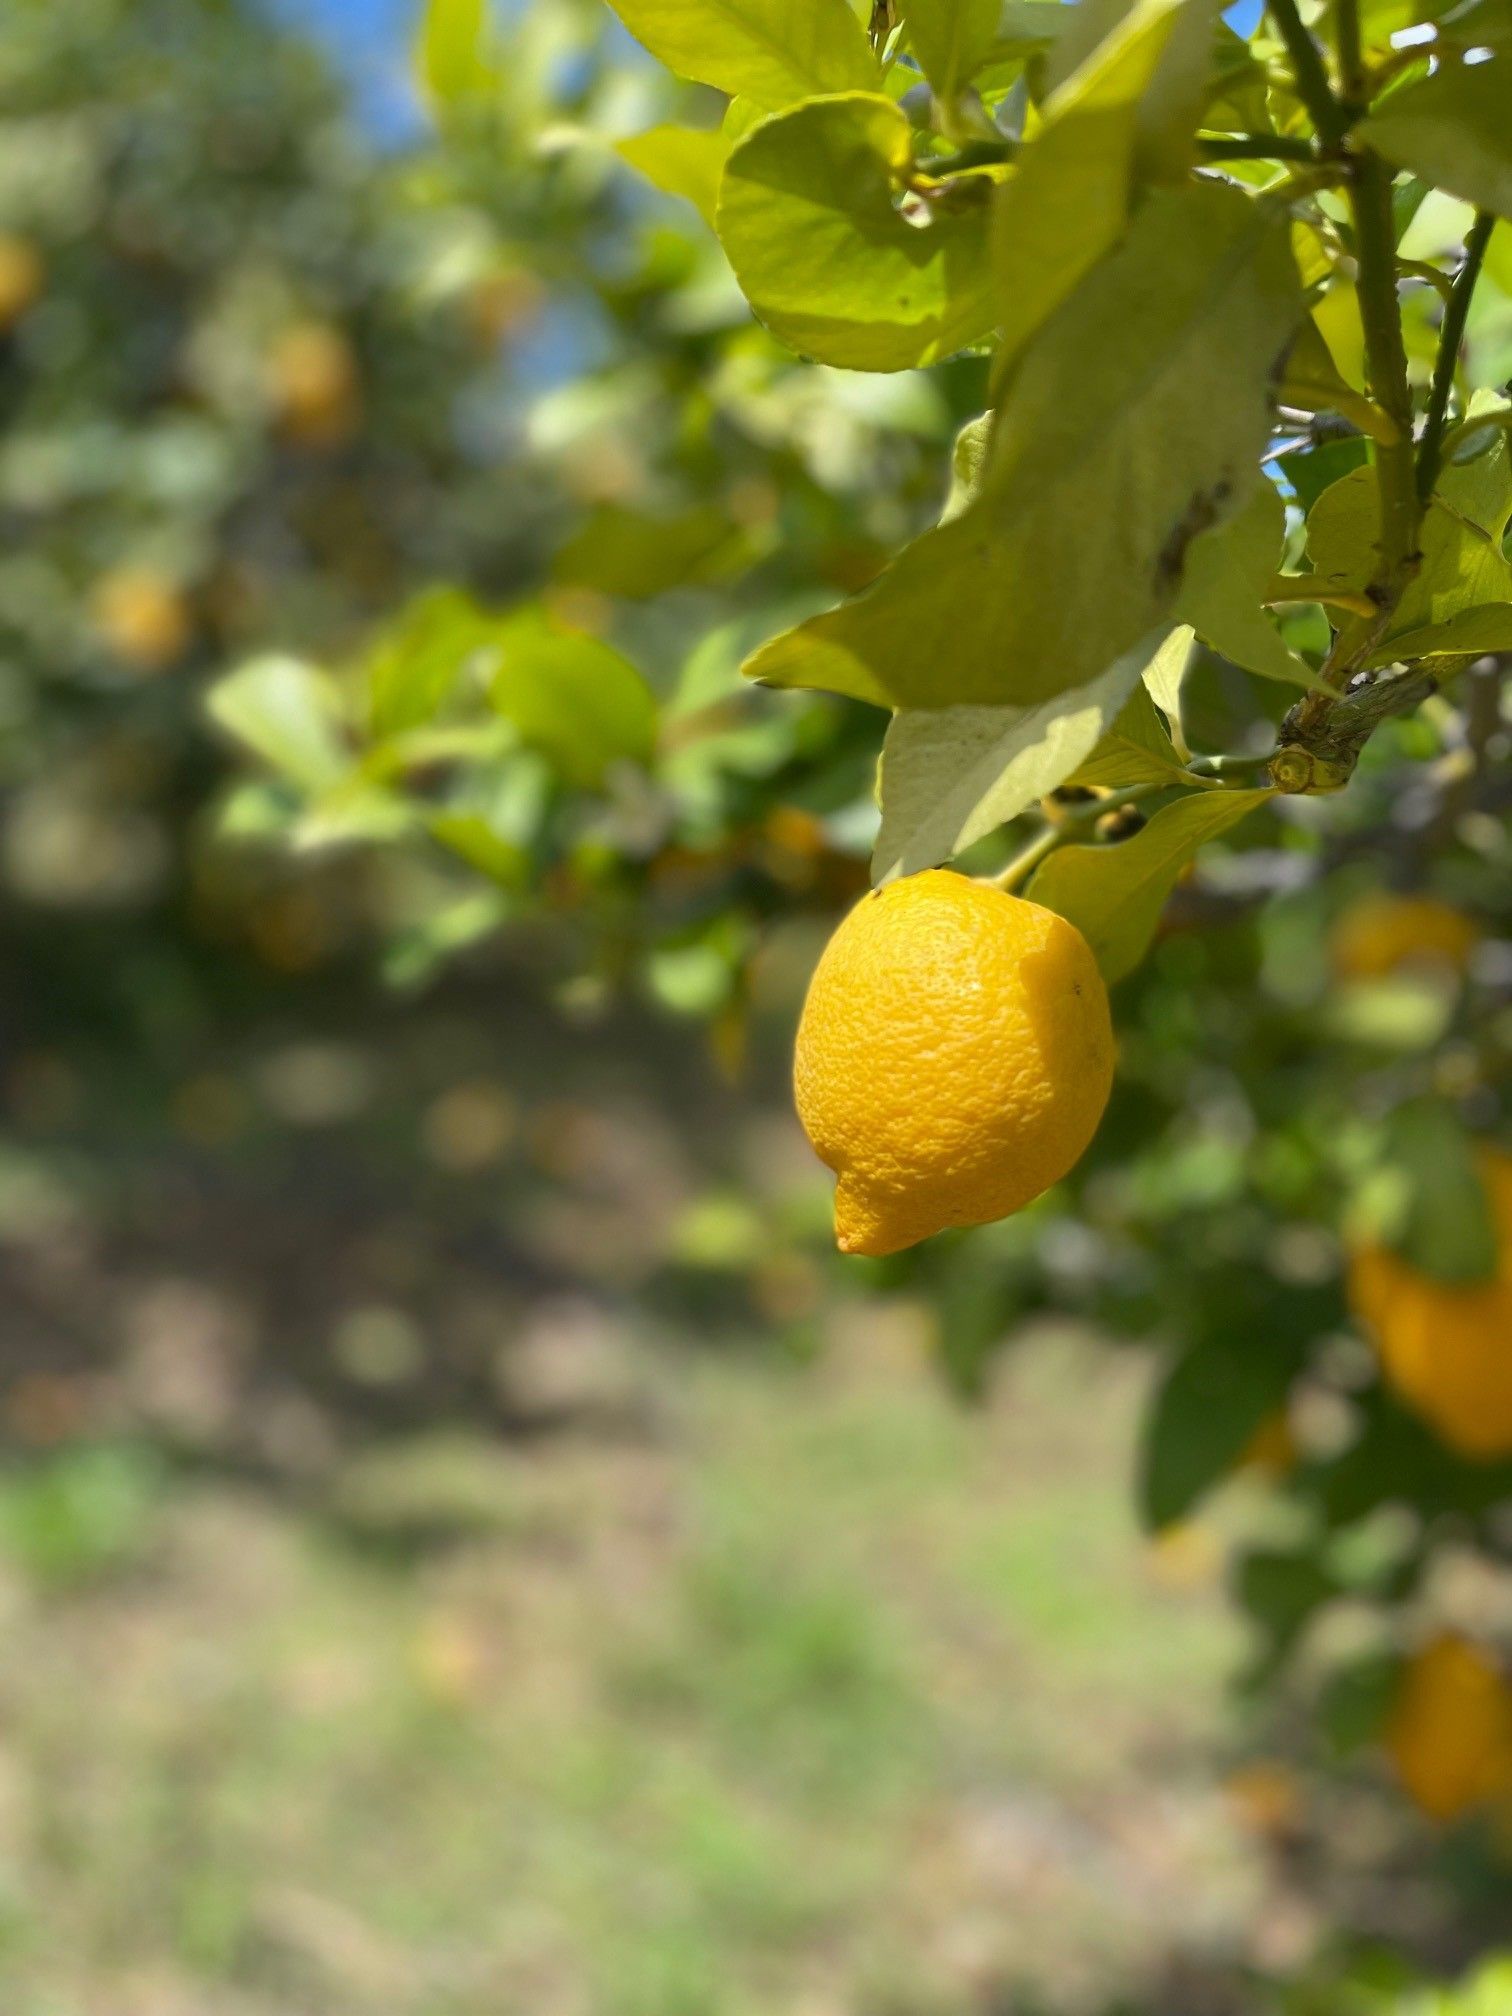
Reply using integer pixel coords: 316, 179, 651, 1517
1349, 1150, 1512, 1459
1329, 892, 1479, 982
1385, 1633, 1512, 1823
794, 871, 1114, 1257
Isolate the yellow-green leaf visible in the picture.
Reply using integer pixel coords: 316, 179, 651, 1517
1358, 56, 1512, 221
1065, 669, 1192, 787
604, 0, 879, 111
1140, 623, 1194, 757
716, 93, 997, 371
991, 0, 1214, 373
744, 182, 1302, 708
1028, 786, 1274, 980
209, 655, 351, 794
1178, 480, 1319, 686
415, 0, 498, 107
616, 125, 729, 225
903, 0, 1002, 99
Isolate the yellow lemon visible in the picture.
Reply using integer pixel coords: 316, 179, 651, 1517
1385, 1634, 1512, 1823
0, 234, 44, 330
268, 321, 361, 445
90, 567, 192, 670
1330, 893, 1479, 982
1349, 1150, 1512, 1460
794, 871, 1113, 1257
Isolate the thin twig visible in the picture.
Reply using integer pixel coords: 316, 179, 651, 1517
1416, 210, 1496, 505
1266, 0, 1349, 144
1197, 132, 1318, 163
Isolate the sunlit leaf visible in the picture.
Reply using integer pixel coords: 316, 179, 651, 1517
1359, 56, 1512, 221
604, 0, 879, 110
903, 0, 1002, 98
716, 93, 997, 371
1279, 317, 1399, 443
208, 655, 350, 794
415, 0, 499, 106
1140, 623, 1194, 755
1027, 785, 1274, 980
616, 124, 729, 224
991, 0, 1217, 371
745, 183, 1302, 708
1307, 422, 1512, 663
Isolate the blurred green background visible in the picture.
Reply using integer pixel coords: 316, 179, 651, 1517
0, 1, 1509, 2010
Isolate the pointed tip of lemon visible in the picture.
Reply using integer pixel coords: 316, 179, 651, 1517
833, 1177, 920, 1259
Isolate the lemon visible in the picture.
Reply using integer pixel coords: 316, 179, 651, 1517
794, 871, 1113, 1257
1385, 1634, 1512, 1823
0, 234, 44, 331
268, 322, 361, 445
1330, 892, 1478, 982
1349, 1150, 1512, 1459
90, 567, 192, 671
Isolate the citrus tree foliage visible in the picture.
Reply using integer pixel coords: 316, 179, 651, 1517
210, 0, 1512, 1818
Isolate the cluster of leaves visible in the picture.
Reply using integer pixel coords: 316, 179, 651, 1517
201, 0, 1512, 1824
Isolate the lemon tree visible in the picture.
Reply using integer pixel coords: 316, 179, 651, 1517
207, 0, 1512, 1852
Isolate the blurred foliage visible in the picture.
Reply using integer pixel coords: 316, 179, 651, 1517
205, 0, 1512, 1823
0, 0, 1509, 1997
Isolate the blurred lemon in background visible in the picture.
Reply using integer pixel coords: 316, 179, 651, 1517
0, 231, 43, 329
1330, 893, 1479, 982
1385, 1634, 1512, 1823
90, 568, 193, 671
268, 320, 362, 446
1350, 1151, 1512, 1459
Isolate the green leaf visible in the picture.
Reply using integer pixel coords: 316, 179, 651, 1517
1384, 602, 1512, 659
1278, 317, 1401, 444
1357, 1099, 1500, 1285
1027, 785, 1273, 981
1139, 1331, 1299, 1529
552, 503, 747, 597
1177, 480, 1319, 687
415, 0, 498, 106
715, 93, 997, 370
428, 812, 531, 889
1140, 623, 1194, 756
744, 182, 1302, 708
1235, 1545, 1338, 1665
1307, 423, 1512, 664
616, 124, 729, 224
873, 630, 1164, 881
1317, 1651, 1402, 1761
942, 411, 993, 523
1276, 434, 1369, 514
991, 0, 1216, 370
487, 611, 657, 788
366, 587, 495, 739
1065, 667, 1191, 786
208, 655, 351, 794
903, 0, 1002, 98
603, 0, 879, 111
1358, 56, 1512, 221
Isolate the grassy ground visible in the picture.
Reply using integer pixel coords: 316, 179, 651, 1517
0, 1314, 1298, 2016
